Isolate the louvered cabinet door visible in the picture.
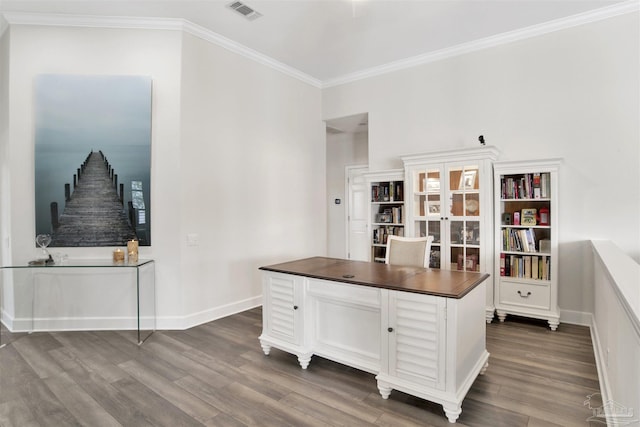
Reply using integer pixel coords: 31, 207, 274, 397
262, 273, 303, 346
387, 290, 447, 390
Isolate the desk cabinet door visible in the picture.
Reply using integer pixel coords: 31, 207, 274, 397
262, 273, 303, 346
387, 291, 447, 390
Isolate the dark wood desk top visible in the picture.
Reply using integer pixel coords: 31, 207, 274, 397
259, 257, 489, 299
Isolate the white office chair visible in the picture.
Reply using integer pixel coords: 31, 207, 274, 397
385, 235, 434, 268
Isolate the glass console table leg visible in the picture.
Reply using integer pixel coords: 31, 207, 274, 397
136, 261, 156, 345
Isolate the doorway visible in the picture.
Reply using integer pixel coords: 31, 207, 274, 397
325, 113, 369, 259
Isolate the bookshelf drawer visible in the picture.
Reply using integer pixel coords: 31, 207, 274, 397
499, 281, 550, 310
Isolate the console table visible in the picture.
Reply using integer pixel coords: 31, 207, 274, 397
259, 257, 490, 423
0, 259, 155, 347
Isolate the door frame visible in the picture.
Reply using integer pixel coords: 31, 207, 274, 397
345, 165, 368, 260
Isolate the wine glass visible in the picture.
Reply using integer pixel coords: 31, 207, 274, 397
35, 234, 52, 257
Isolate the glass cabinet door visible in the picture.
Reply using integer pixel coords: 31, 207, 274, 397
413, 168, 443, 268
411, 163, 482, 272
447, 165, 481, 272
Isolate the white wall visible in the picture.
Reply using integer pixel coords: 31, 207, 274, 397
322, 12, 639, 317
178, 32, 325, 327
1, 24, 325, 330
1, 24, 184, 329
326, 131, 367, 258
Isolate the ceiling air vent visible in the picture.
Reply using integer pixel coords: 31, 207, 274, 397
227, 1, 263, 21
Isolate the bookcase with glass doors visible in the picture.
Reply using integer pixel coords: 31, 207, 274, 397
401, 146, 499, 322
493, 159, 560, 330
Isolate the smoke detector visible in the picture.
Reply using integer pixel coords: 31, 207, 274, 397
227, 1, 263, 21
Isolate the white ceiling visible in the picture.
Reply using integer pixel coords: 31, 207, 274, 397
0, 0, 631, 86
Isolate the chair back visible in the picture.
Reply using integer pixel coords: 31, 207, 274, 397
385, 235, 434, 268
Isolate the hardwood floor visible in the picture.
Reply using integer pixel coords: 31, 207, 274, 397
0, 308, 600, 426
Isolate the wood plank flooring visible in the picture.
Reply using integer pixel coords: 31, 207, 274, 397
0, 309, 600, 426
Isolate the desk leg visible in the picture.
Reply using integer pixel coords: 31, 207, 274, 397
376, 380, 392, 399
259, 339, 271, 355
297, 353, 312, 369
443, 403, 462, 423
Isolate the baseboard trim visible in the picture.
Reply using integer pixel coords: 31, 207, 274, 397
160, 295, 262, 330
560, 309, 592, 326
1, 296, 263, 332
589, 315, 613, 418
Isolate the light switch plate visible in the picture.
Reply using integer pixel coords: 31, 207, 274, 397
187, 233, 199, 246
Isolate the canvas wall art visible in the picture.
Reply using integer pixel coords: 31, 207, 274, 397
34, 74, 152, 247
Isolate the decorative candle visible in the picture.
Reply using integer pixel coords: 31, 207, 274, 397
113, 248, 125, 263
127, 239, 139, 263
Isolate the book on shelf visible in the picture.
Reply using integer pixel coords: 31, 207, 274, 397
391, 206, 403, 224
501, 254, 550, 280
503, 228, 537, 253
524, 256, 531, 279
517, 179, 524, 199
501, 173, 550, 199
533, 173, 541, 199
373, 225, 405, 244
394, 182, 403, 201
525, 228, 536, 252
540, 173, 550, 198
372, 182, 404, 202
539, 255, 545, 280
505, 254, 520, 278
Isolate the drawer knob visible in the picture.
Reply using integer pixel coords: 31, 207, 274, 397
517, 291, 532, 298
388, 327, 394, 332
293, 305, 298, 310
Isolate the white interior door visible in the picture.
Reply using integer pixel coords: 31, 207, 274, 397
347, 166, 369, 261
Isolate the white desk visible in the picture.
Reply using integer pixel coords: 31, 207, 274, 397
259, 257, 490, 423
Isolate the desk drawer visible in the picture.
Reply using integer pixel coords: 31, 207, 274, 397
499, 281, 550, 310
307, 278, 381, 308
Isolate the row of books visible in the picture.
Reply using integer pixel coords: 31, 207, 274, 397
501, 173, 550, 199
500, 253, 551, 280
502, 228, 539, 252
372, 226, 404, 244
372, 182, 404, 202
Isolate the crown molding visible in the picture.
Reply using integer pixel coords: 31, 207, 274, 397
0, 12, 322, 88
322, 0, 640, 88
180, 20, 321, 87
2, 12, 184, 31
2, 0, 637, 90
